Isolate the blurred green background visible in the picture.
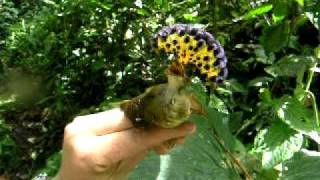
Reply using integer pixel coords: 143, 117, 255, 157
0, 0, 319, 179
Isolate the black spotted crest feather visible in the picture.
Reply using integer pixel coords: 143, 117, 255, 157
151, 24, 228, 87
120, 24, 227, 128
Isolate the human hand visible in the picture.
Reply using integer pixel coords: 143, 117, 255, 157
55, 108, 196, 180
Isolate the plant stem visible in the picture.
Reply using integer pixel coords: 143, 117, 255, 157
304, 63, 319, 127
235, 115, 257, 136
306, 90, 319, 127
210, 128, 253, 180
305, 63, 318, 92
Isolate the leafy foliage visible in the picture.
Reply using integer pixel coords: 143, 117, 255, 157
0, 117, 18, 175
0, 0, 319, 179
282, 150, 320, 180
130, 112, 241, 180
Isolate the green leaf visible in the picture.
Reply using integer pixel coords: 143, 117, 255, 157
253, 123, 303, 169
43, 0, 57, 6
265, 55, 315, 77
129, 114, 241, 180
208, 94, 228, 114
248, 77, 273, 87
183, 12, 197, 22
260, 21, 291, 52
0, 118, 19, 173
229, 111, 244, 133
282, 150, 320, 180
256, 168, 279, 180
305, 9, 319, 30
263, 121, 297, 150
0, 94, 16, 111
244, 4, 273, 20
254, 47, 275, 64
228, 79, 247, 94
207, 109, 236, 150
186, 80, 207, 107
90, 0, 113, 11
275, 96, 318, 133
295, 0, 304, 6
157, 0, 169, 11
315, 46, 320, 59
137, 8, 149, 16
259, 88, 273, 105
272, 0, 291, 22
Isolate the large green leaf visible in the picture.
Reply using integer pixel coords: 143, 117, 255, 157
260, 21, 290, 53
272, 0, 291, 22
256, 168, 279, 180
253, 121, 303, 169
282, 150, 320, 180
207, 109, 236, 150
129, 114, 241, 180
261, 133, 303, 170
265, 55, 316, 77
263, 121, 297, 150
274, 96, 319, 133
295, 0, 304, 6
244, 4, 273, 20
208, 95, 229, 114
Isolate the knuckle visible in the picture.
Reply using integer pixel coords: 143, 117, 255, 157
71, 138, 94, 165
88, 150, 113, 173
73, 115, 85, 124
92, 160, 111, 173
64, 123, 77, 138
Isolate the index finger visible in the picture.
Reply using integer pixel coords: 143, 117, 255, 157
92, 122, 196, 165
71, 108, 133, 135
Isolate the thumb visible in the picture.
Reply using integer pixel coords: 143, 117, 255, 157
142, 122, 196, 149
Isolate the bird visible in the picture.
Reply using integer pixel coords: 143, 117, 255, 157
120, 61, 204, 128
120, 24, 227, 128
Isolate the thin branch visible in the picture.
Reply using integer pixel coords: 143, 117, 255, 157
235, 116, 256, 136
305, 63, 318, 92
210, 128, 253, 180
304, 63, 319, 127
306, 90, 319, 127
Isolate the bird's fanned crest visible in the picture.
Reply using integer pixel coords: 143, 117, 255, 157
151, 24, 228, 87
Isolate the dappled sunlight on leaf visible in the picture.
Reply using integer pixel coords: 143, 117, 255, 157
275, 97, 319, 133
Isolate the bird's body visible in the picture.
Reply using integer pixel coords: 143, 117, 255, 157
120, 67, 203, 128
